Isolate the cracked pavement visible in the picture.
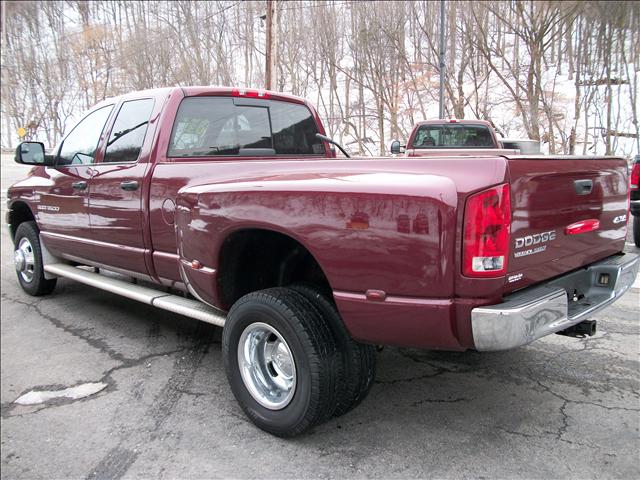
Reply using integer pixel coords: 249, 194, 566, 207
1, 154, 639, 479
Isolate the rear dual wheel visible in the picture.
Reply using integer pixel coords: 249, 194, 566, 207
223, 288, 339, 437
291, 284, 376, 417
222, 286, 376, 437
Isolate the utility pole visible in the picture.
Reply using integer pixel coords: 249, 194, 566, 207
1, 0, 13, 148
438, 0, 446, 119
265, 0, 277, 90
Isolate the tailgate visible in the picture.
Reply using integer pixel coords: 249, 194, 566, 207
506, 156, 628, 293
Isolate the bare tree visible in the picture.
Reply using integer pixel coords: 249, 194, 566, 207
1, 0, 636, 157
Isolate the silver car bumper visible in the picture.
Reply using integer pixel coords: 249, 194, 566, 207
471, 253, 639, 351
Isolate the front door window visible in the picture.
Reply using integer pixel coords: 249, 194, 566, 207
58, 106, 113, 165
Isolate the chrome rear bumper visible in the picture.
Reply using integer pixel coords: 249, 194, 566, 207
471, 253, 639, 351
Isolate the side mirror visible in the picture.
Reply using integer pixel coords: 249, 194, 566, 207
15, 142, 54, 166
390, 140, 405, 155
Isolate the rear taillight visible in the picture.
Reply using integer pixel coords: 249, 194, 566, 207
627, 167, 633, 227
463, 183, 511, 277
631, 163, 640, 190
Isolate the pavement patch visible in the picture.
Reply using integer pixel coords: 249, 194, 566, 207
14, 382, 108, 406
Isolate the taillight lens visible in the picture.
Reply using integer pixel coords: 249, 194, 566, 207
463, 183, 511, 277
631, 163, 640, 190
627, 167, 633, 227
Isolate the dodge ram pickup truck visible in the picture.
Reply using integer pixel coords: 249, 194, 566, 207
8, 87, 639, 437
390, 118, 519, 156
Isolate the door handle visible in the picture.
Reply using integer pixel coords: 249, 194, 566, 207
120, 180, 139, 191
71, 181, 88, 190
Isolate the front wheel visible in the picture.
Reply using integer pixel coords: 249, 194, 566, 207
13, 221, 57, 296
222, 288, 339, 437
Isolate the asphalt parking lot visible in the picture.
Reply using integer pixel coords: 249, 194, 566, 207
1, 153, 639, 479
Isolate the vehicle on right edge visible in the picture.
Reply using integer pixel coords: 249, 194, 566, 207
391, 118, 520, 156
631, 154, 640, 246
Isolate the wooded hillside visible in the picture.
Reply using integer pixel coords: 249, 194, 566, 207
1, 1, 638, 156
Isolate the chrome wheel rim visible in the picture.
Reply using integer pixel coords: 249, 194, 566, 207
15, 237, 35, 283
238, 322, 296, 410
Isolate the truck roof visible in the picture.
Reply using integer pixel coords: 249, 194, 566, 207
415, 119, 493, 127
180, 86, 308, 105
89, 86, 311, 114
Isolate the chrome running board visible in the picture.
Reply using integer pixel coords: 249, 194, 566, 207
43, 264, 226, 327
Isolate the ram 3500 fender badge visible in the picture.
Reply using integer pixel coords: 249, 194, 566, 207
37, 205, 60, 212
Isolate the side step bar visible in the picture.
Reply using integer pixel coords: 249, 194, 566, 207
44, 264, 226, 327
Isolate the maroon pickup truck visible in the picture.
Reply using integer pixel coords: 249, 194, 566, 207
391, 118, 520, 157
8, 87, 638, 437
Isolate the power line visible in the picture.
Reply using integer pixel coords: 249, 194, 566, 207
276, 1, 352, 13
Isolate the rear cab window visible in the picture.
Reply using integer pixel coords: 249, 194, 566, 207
412, 124, 495, 149
168, 97, 324, 157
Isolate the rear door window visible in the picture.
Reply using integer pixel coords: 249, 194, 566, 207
168, 97, 324, 157
104, 99, 155, 163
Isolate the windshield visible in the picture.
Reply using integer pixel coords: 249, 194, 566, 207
412, 124, 495, 149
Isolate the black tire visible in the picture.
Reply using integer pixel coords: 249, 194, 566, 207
634, 215, 640, 247
222, 288, 339, 437
291, 284, 376, 417
13, 221, 57, 296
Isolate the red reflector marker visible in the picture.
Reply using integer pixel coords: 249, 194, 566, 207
365, 289, 386, 302
565, 219, 600, 235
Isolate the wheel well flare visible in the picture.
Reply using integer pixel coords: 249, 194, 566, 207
8, 201, 35, 240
